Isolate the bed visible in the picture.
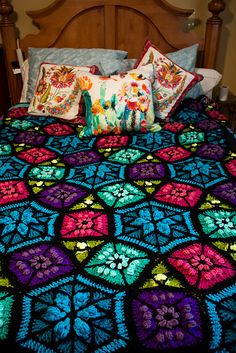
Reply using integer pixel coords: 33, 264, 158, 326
0, 1, 235, 353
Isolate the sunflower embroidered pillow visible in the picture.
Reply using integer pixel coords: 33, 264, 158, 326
135, 40, 203, 120
27, 63, 100, 120
78, 64, 155, 138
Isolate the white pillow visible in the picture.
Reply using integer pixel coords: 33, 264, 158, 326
195, 68, 222, 98
20, 59, 29, 102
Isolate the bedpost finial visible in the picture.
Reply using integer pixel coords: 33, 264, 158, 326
208, 0, 225, 19
0, 0, 14, 24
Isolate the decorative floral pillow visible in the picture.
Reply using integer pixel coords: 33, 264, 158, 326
26, 47, 128, 101
77, 64, 155, 137
135, 40, 203, 120
28, 63, 100, 120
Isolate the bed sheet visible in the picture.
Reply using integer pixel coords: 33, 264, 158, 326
0, 98, 235, 353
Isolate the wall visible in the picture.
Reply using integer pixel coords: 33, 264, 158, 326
169, 0, 236, 95
1, 0, 236, 94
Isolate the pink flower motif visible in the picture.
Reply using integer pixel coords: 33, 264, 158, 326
163, 122, 186, 132
207, 109, 228, 121
96, 135, 129, 149
190, 254, 213, 271
0, 180, 29, 205
43, 123, 74, 136
17, 147, 56, 164
155, 182, 202, 207
156, 305, 180, 329
226, 159, 236, 177
8, 107, 29, 118
168, 243, 235, 289
60, 210, 109, 238
156, 147, 191, 162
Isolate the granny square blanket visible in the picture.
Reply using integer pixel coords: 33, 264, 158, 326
0, 98, 235, 353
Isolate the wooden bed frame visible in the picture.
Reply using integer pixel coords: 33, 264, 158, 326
0, 0, 226, 105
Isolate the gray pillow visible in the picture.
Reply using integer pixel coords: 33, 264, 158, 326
27, 47, 128, 101
166, 44, 199, 71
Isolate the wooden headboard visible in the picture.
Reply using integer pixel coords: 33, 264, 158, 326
0, 0, 226, 105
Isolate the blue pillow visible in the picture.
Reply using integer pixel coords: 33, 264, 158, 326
166, 44, 199, 71
100, 58, 137, 75
26, 47, 128, 101
100, 44, 199, 76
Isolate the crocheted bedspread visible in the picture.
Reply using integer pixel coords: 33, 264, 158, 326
0, 99, 235, 353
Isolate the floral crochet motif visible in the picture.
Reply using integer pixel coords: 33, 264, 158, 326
168, 243, 235, 289
132, 289, 203, 350
84, 242, 150, 286
9, 244, 74, 286
60, 210, 109, 238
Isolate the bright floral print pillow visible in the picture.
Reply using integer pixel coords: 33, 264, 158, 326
78, 64, 155, 137
135, 40, 203, 121
27, 63, 100, 120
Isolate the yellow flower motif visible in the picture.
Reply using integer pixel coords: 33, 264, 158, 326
119, 83, 129, 98
78, 76, 93, 91
91, 100, 105, 115
104, 101, 111, 108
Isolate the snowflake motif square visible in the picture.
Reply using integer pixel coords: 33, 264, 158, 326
168, 243, 235, 290
205, 284, 236, 351
97, 182, 145, 208
45, 135, 95, 154
38, 183, 87, 208
155, 182, 202, 208
114, 201, 199, 253
0, 291, 14, 340
0, 201, 58, 253
173, 108, 205, 124
67, 162, 126, 189
207, 128, 226, 146
17, 275, 128, 353
168, 157, 227, 188
130, 130, 175, 152
9, 244, 75, 286
0, 156, 29, 180
84, 242, 150, 286
60, 210, 109, 238
132, 289, 203, 350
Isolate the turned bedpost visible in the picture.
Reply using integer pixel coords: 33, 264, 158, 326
204, 0, 226, 69
0, 0, 20, 104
